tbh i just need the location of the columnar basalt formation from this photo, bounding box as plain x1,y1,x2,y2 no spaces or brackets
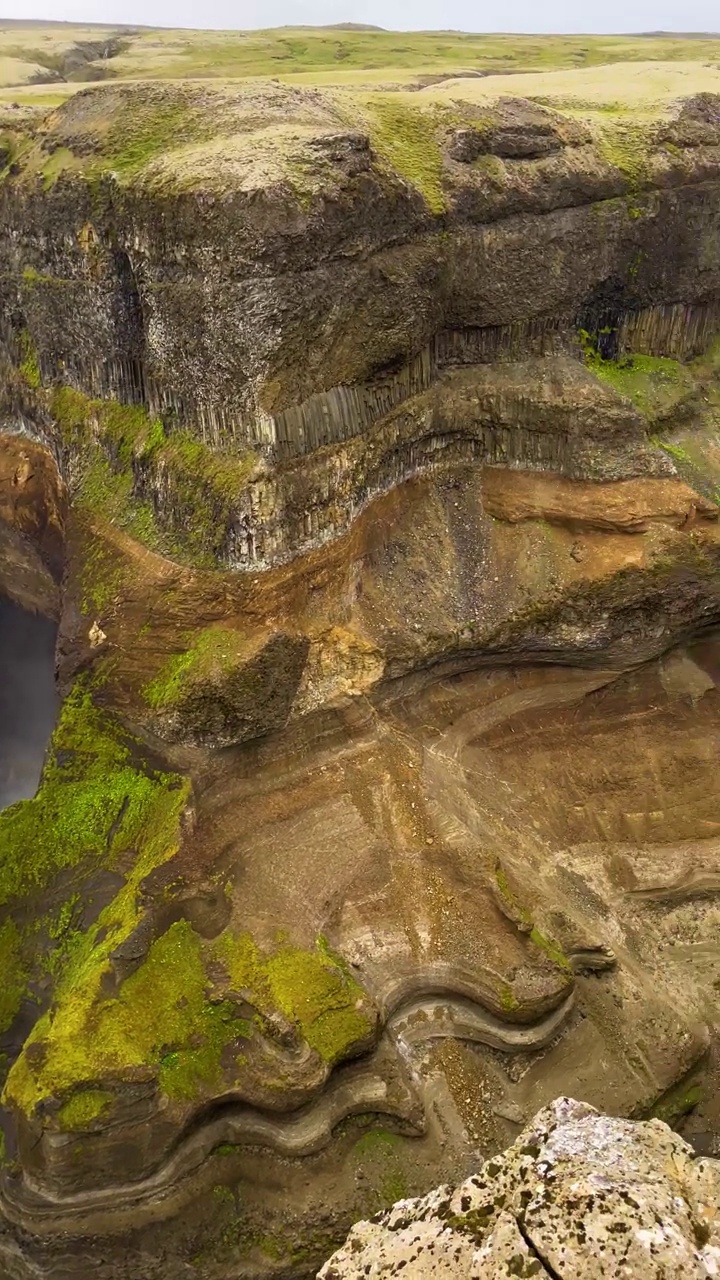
0,81,720,1279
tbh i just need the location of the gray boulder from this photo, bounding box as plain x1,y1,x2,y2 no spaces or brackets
318,1097,720,1278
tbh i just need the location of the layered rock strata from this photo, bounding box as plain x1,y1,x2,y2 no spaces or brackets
0,84,719,1279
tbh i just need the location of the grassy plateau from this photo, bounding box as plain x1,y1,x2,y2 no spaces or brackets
1,21,720,96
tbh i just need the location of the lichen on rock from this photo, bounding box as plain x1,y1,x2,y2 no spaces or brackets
319,1098,720,1278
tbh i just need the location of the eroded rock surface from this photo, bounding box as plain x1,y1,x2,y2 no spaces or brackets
1,79,720,1280
319,1098,720,1279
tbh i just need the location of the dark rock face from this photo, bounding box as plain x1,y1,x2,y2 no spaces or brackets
1,83,720,1280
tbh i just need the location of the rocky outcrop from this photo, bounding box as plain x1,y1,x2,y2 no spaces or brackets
0,431,64,615
3,86,720,569
319,1097,720,1278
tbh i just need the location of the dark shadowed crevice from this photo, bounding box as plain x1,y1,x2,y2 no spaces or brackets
0,597,59,810
113,248,148,404
515,1214,564,1280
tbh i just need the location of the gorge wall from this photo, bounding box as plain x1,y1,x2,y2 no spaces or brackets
0,80,719,1279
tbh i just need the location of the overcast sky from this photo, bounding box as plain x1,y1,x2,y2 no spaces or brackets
9,0,720,34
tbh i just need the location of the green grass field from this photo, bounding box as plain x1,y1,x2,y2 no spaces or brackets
1,22,720,92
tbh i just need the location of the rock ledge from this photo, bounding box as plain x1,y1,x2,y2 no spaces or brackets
318,1097,720,1278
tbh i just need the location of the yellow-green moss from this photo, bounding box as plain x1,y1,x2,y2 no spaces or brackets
529,926,572,973
494,865,532,927
499,984,520,1012
50,385,93,448
0,678,193,1118
0,679,184,908
57,1088,113,1131
143,626,246,710
585,350,694,421
18,329,40,390
495,866,571,974
25,95,215,186
76,453,167,548
649,1078,704,1129
595,120,654,213
5,914,253,1115
364,95,446,214
215,931,374,1066
0,920,27,1035
78,531,128,617
94,100,215,181
657,440,693,464
49,383,256,567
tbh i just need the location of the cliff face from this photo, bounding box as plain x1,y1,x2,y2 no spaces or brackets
0,81,720,1280
5,84,720,567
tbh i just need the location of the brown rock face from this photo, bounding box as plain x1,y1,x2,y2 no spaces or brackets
0,83,720,1280
0,433,64,615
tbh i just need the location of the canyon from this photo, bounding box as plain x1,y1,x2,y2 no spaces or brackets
0,61,720,1279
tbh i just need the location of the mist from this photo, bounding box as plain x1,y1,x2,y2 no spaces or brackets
9,0,720,34
0,598,58,811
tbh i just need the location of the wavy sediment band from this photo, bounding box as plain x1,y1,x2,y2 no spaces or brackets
388,990,575,1050
0,990,575,1237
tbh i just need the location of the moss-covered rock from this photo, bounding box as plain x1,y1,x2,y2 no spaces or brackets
47,384,259,568
0,677,191,1115
143,625,310,746
215,931,377,1068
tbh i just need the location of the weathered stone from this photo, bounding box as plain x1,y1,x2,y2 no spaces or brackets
319,1099,720,1279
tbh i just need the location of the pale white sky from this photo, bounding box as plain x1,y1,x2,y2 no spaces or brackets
7,0,720,34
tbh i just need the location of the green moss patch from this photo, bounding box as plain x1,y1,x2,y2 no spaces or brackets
57,1088,113,1131
78,529,129,617
0,679,184,908
584,349,696,422
99,100,212,179
648,1075,704,1129
0,920,27,1036
529,926,572,973
0,679,192,1118
494,863,571,975
18,329,40,390
595,119,654,212
144,626,247,710
363,95,447,213
494,864,532,928
5,917,373,1118
7,920,252,1118
18,90,218,187
49,384,257,567
215,931,375,1066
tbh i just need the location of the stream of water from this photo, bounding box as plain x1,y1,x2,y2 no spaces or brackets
0,596,59,810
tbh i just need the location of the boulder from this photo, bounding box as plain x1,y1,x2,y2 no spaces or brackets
319,1097,720,1279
